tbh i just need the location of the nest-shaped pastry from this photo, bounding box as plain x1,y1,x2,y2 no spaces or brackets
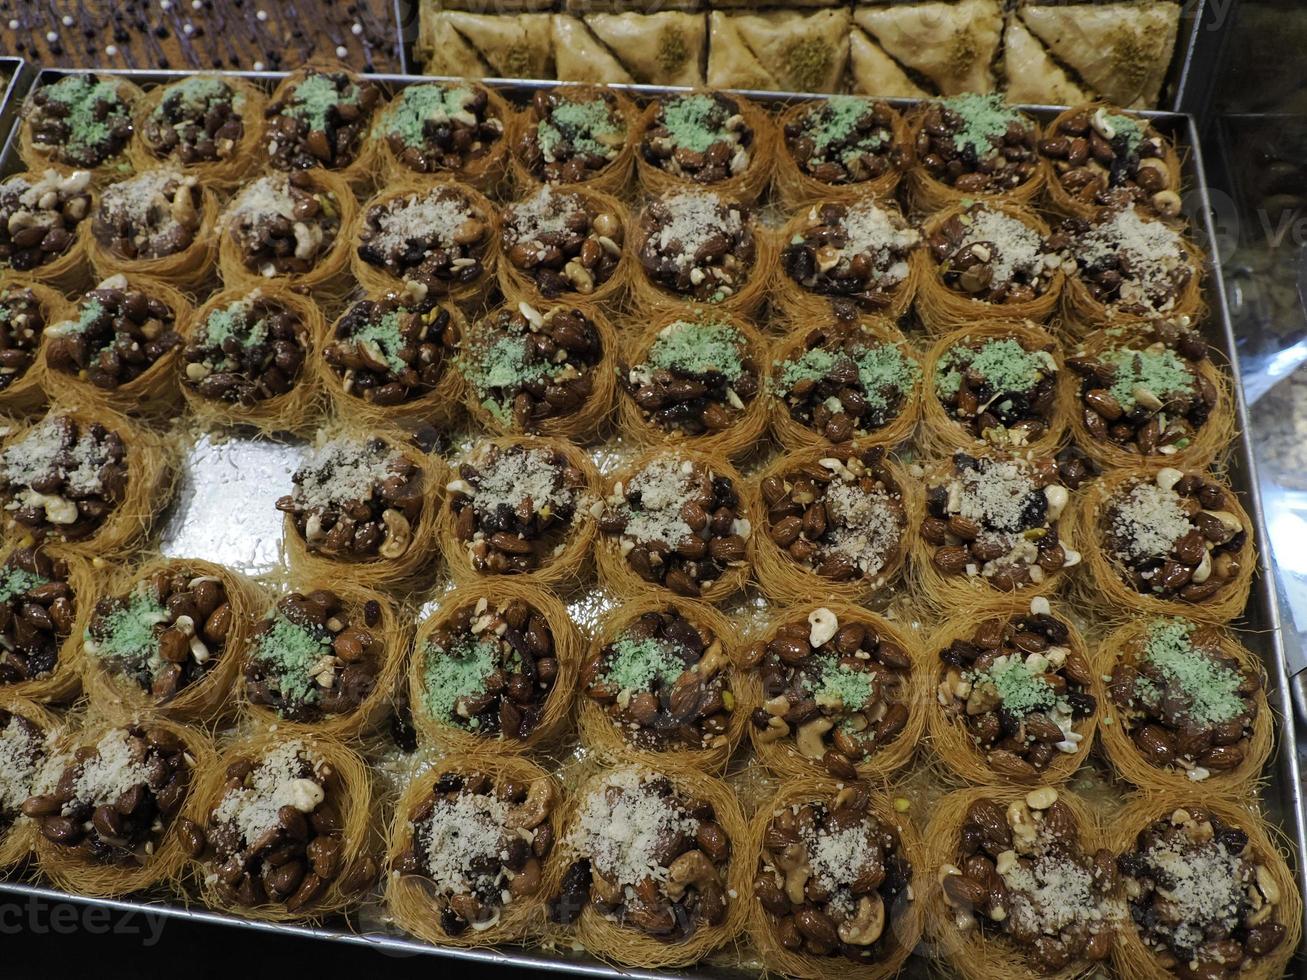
769,316,922,452
85,168,218,293
0,405,172,560
350,177,499,311
912,449,1076,609
408,579,580,754
0,169,96,294
439,434,599,592
595,445,753,604
920,320,1068,459
634,91,775,204
752,444,920,606
1095,616,1271,795
0,277,72,416
1107,795,1301,980
496,186,633,309
129,74,267,188
578,595,746,771
216,168,358,312
386,753,564,947
186,730,375,921
508,85,638,196
774,97,913,209
1072,465,1255,624
1064,319,1234,472
375,81,511,193
241,581,405,740
1040,103,1184,222
319,288,465,429
746,777,926,980
20,74,144,184
617,308,770,459
280,425,443,592
0,693,62,868
263,64,383,193
40,272,191,418
81,557,258,725
179,284,326,435
925,596,1101,787
914,202,1065,334
551,756,752,969
31,715,215,898
0,541,93,704
922,785,1116,980
740,600,928,783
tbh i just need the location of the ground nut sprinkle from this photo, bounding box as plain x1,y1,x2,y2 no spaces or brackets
501,187,623,298
928,204,1062,303
92,169,203,260
357,185,488,292
224,172,342,277
641,93,753,185
782,199,919,310
638,190,756,304
0,710,49,828
1066,207,1194,315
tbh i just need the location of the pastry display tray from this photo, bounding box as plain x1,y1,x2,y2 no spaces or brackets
0,68,1303,977
0,58,33,153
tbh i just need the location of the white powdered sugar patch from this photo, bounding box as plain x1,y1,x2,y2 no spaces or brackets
422,791,510,896
616,455,694,546
292,438,399,512
67,729,153,812
957,207,1048,284
823,482,902,574
100,168,189,227
0,414,110,495
656,191,743,270
227,174,297,222
370,190,472,254
463,445,578,516
1003,851,1117,935
808,817,875,894
836,200,919,282
568,767,698,886
1139,835,1244,951
0,716,45,817
956,460,1036,533
1077,208,1187,309
503,187,577,244
1111,482,1192,560
213,740,324,848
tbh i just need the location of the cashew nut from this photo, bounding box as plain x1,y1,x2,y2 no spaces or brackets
783,858,811,904
757,715,790,744
795,717,834,759
504,778,556,831
379,509,412,559
838,894,885,945
664,849,719,901
807,607,838,648
1025,786,1058,810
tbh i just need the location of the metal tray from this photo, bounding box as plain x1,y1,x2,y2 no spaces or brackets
0,67,1302,977
0,58,34,157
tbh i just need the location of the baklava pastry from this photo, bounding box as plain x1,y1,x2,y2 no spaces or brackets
706,10,851,95
186,733,375,920
243,584,403,740
752,445,918,605
216,170,357,307
1060,205,1203,332
916,202,1066,332
352,180,498,308
916,450,1079,606
550,12,707,88
635,92,773,203
179,285,324,433
922,322,1067,457
1098,617,1270,794
510,85,637,194
0,408,168,558
926,787,1120,979
579,597,744,770
1074,466,1253,623
618,310,768,458
42,273,190,417
742,601,926,783
0,277,71,414
278,428,439,590
0,543,92,703
458,300,616,440
551,762,750,968
321,288,464,428
498,186,630,306
770,318,922,451
1066,318,1232,470
0,169,94,292
387,754,562,946
748,779,924,980
0,695,60,868
26,717,213,897
908,94,1043,213
1110,797,1300,980
375,81,509,191
82,558,257,724
409,580,580,754
1040,104,1182,221
597,447,752,602
778,198,921,322
439,436,599,589
632,189,774,317
776,97,911,209
928,596,1100,786
263,66,382,189
86,168,217,291
132,75,266,187
20,74,141,182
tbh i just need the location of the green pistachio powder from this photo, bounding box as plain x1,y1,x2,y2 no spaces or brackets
52,298,104,337
643,320,744,382
804,96,886,165
458,327,562,424
815,656,874,713
660,95,729,154
603,634,685,693
422,634,512,728
538,98,621,161
971,657,1061,717
252,615,333,709
288,73,359,134
349,312,408,374
382,84,472,147
1100,347,1194,412
200,299,266,353
935,337,1047,399
940,93,1025,157
86,589,168,680
1131,619,1245,727
0,567,48,604
154,76,240,124
43,76,129,162
776,342,919,416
